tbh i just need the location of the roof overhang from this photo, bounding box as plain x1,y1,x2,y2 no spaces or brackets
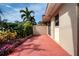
42,3,62,22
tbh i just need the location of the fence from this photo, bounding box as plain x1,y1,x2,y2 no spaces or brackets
33,25,48,35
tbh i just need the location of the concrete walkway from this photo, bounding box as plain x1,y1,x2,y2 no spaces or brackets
9,35,70,56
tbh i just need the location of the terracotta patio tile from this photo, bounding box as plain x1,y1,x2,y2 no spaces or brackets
9,35,70,56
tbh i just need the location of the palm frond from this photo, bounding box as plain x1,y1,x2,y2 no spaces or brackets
25,7,28,12
21,14,26,18
29,10,35,14
20,7,35,22
20,10,26,14
23,17,27,21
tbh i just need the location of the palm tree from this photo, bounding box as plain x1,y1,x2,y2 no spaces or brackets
20,7,34,22
30,16,37,25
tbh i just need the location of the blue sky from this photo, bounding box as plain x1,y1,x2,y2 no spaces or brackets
0,3,47,23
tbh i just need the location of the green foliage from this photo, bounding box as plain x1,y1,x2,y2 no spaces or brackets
0,31,17,43
29,16,37,25
0,21,18,32
6,30,17,40
15,22,24,38
16,21,33,38
0,8,34,43
7,22,18,32
0,31,7,42
20,7,35,22
0,21,33,42
23,21,33,36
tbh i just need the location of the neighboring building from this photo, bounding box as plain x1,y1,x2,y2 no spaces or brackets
42,3,79,56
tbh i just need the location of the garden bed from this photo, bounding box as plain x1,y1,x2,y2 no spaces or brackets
0,35,32,56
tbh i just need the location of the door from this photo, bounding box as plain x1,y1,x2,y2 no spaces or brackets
54,14,59,42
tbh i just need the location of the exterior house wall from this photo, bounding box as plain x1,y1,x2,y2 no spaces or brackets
50,3,78,55
55,27,59,43
51,17,60,44
59,3,77,55
50,18,55,39
77,4,79,55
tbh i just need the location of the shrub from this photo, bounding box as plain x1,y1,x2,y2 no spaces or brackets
0,44,13,56
0,31,17,43
0,21,33,43
6,30,17,40
0,31,7,42
23,21,33,36
15,22,24,38
16,21,33,38
0,35,4,42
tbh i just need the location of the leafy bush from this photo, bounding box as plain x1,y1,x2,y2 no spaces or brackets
15,22,24,38
0,31,17,43
0,31,7,42
0,21,33,43
23,21,33,36
0,44,13,56
16,21,33,38
6,30,17,40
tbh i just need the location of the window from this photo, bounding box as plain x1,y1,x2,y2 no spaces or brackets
55,14,59,26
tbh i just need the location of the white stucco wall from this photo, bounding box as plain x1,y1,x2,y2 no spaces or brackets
50,18,55,39
59,3,77,55
33,25,48,35
51,18,60,44
55,27,59,43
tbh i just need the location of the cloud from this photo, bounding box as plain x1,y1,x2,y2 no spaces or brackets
6,5,11,8
6,5,12,8
14,8,24,12
4,11,22,22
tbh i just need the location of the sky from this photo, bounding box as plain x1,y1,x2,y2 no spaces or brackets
0,3,47,23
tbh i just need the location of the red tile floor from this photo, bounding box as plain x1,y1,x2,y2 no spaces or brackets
9,35,70,56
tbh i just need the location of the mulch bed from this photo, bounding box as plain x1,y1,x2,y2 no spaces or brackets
0,35,32,56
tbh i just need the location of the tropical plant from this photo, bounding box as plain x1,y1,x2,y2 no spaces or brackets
7,22,18,32
15,22,24,38
6,30,17,40
29,16,37,25
15,21,33,38
0,30,17,43
23,21,33,36
20,7,34,22
0,31,7,42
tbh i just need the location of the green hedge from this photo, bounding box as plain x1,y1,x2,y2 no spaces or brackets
0,21,33,43
23,21,33,36
16,21,33,38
